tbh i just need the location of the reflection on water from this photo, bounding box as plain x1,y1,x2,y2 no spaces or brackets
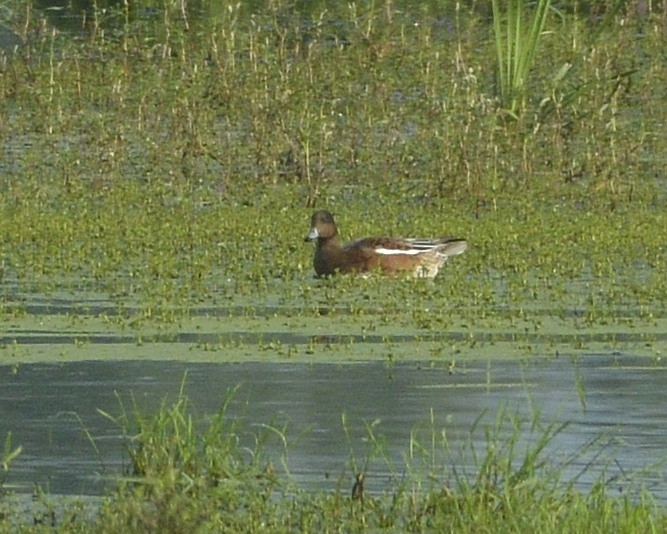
1,356,666,500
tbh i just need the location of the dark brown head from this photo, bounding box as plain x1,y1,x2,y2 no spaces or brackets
304,210,339,242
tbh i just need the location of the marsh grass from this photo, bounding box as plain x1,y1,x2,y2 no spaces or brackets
96,381,289,532
0,1,665,526
0,432,22,491
491,0,552,117
3,387,666,531
0,0,664,370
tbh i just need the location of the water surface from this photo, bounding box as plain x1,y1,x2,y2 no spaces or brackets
1,356,665,501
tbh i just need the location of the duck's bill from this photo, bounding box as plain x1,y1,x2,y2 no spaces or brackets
304,228,319,241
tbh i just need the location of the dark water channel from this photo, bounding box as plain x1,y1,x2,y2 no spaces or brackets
1,356,666,501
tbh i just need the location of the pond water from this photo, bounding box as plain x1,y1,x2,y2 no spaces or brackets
0,0,662,523
1,355,666,501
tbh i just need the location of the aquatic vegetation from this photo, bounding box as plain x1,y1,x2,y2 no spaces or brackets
3,388,667,531
95,383,287,533
491,0,552,116
0,432,22,491
0,0,665,362
0,3,665,528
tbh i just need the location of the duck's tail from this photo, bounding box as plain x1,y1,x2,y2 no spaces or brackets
433,238,467,258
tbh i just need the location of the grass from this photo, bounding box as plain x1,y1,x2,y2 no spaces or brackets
0,1,665,525
0,433,22,492
0,3,662,309
2,386,666,531
491,0,552,116
93,382,288,533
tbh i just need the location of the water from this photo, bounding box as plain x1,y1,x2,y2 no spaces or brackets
1,356,666,501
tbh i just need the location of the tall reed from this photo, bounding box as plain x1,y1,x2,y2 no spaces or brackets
492,0,552,116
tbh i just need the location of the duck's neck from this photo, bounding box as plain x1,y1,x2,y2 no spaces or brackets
318,234,341,249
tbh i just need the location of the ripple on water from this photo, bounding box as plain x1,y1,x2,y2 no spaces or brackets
0,356,666,502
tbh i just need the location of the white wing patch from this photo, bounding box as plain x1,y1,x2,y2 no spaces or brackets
374,247,423,255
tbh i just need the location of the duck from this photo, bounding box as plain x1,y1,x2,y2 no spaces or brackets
304,210,467,278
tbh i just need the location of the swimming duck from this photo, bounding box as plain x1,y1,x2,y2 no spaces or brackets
304,210,467,278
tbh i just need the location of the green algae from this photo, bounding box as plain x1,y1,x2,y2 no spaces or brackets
0,2,666,364
1,303,666,365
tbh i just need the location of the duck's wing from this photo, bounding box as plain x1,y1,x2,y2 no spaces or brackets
339,236,467,277
346,237,422,256
368,237,467,256
405,237,468,257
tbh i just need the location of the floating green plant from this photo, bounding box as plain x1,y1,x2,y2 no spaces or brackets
0,1,664,362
